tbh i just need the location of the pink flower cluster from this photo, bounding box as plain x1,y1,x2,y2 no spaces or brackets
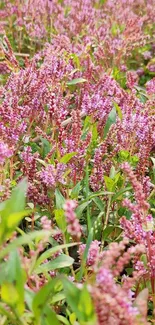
78,240,101,267
63,200,82,240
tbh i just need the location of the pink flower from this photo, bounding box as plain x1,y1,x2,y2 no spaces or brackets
63,200,81,240
0,141,12,165
78,240,101,267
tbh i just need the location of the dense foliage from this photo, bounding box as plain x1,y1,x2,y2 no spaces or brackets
0,0,155,324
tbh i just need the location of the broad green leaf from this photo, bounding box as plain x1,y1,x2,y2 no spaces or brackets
1,282,19,305
104,176,115,191
60,152,77,164
68,54,80,70
40,137,51,158
0,263,8,285
61,278,82,320
93,212,103,240
36,158,47,167
0,179,28,242
86,191,113,201
83,116,91,131
57,315,70,325
25,289,35,311
35,242,78,268
76,201,91,218
130,155,139,166
102,226,115,241
67,78,87,86
0,230,51,260
77,285,94,319
32,279,59,320
104,107,117,138
41,306,61,325
55,189,65,209
113,102,123,120
7,209,31,228
0,178,27,218
114,172,120,183
111,23,119,37
3,250,25,314
71,181,81,199
92,123,98,143
62,279,95,322
112,186,132,202
70,313,77,325
109,166,116,179
51,292,66,304
35,254,74,274
118,150,129,161
55,209,66,232
92,197,104,211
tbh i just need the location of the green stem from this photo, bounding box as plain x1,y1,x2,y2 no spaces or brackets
104,195,112,229
85,165,91,233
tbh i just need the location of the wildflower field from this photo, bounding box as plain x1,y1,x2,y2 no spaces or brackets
0,0,155,324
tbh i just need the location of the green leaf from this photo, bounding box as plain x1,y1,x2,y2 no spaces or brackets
6,250,25,314
0,179,28,241
51,292,66,304
78,228,93,281
40,137,51,158
60,152,77,164
25,289,35,311
57,315,70,325
42,306,61,325
0,178,27,218
68,54,80,70
76,201,91,218
85,165,91,231
104,176,115,191
32,278,60,323
102,226,115,241
0,230,51,260
36,158,47,167
104,107,117,138
92,197,104,211
35,254,74,274
77,285,94,319
7,209,31,228
112,186,132,202
62,278,82,320
118,150,129,161
1,282,19,306
86,191,113,200
67,78,87,86
0,303,16,322
35,243,78,268
82,228,93,265
113,102,123,120
109,166,116,179
0,263,8,285
55,209,66,232
92,123,98,143
62,279,95,322
55,189,65,210
93,212,103,240
71,182,81,199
